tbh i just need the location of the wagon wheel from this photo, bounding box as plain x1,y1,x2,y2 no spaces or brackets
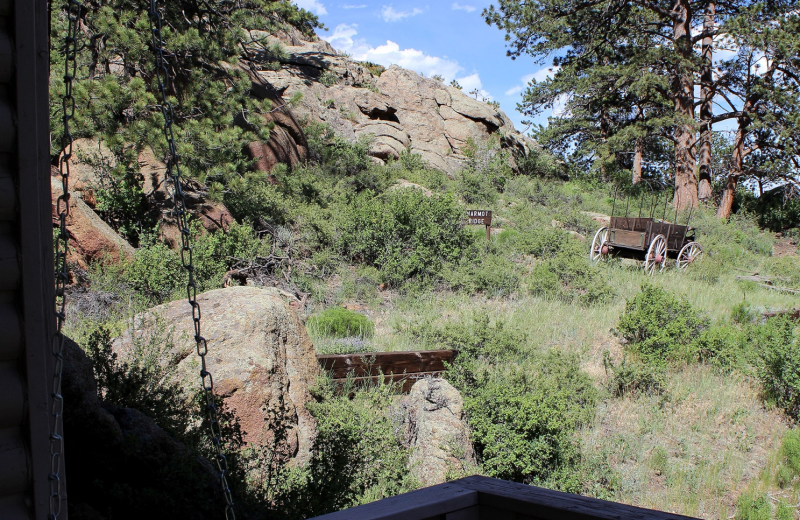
644,234,667,275
676,241,703,270
590,226,610,263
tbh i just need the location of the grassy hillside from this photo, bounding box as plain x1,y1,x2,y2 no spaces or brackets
64,129,800,519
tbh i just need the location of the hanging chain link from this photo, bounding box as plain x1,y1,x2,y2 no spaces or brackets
147,2,236,518
50,1,82,518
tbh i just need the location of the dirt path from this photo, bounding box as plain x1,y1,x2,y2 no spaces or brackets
773,235,798,258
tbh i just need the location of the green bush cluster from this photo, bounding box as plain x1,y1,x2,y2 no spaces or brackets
307,307,375,338
442,253,521,296
339,189,474,287
276,378,417,518
754,316,800,420
782,429,800,479
121,221,266,303
617,284,708,364
529,241,613,305
456,137,512,204
738,187,800,232
603,353,665,397
406,315,600,491
464,352,597,488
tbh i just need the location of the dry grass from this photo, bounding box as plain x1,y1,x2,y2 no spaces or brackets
320,254,799,518
583,365,788,519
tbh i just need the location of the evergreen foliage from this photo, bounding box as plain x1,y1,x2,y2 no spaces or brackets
50,0,321,223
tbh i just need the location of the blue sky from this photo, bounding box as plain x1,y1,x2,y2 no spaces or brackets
292,1,558,132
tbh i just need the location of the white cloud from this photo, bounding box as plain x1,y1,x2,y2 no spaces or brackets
294,0,327,15
451,2,477,12
454,73,493,100
551,93,570,117
341,4,367,7
381,5,424,22
324,23,463,80
504,66,560,97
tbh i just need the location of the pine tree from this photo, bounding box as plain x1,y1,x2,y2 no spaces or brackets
709,7,800,218
483,0,794,210
49,0,321,238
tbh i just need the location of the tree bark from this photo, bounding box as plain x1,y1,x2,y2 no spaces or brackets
672,0,699,210
716,125,744,218
632,138,644,184
697,1,715,201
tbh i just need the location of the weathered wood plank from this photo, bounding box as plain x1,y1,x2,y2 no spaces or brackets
757,283,800,295
330,371,444,393
456,476,698,520
309,482,479,520
317,350,454,378
762,309,800,321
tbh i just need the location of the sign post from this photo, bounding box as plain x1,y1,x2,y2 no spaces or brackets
466,210,493,241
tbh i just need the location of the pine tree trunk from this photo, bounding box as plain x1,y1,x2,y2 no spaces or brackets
697,1,715,201
716,124,744,219
632,138,643,185
672,0,699,210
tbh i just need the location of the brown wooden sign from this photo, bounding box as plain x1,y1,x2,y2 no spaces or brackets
466,209,492,226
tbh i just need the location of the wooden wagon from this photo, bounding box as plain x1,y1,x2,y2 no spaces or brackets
589,187,703,274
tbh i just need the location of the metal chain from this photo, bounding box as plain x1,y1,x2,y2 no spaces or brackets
50,1,82,518
147,3,236,518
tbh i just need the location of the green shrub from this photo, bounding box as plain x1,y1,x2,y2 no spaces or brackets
693,325,746,370
358,61,386,77
307,307,375,338
512,226,572,259
410,316,597,490
603,353,665,396
123,221,265,303
764,256,800,289
516,147,566,179
407,314,526,378
442,253,521,296
775,501,794,520
732,301,757,324
339,189,473,286
617,284,707,364
529,242,613,305
284,378,417,517
463,351,597,488
738,186,800,232
735,492,772,520
84,325,186,435
456,137,511,204
755,316,800,419
319,70,338,86
782,429,800,477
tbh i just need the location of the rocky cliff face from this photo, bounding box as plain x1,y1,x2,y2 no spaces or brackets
247,30,538,174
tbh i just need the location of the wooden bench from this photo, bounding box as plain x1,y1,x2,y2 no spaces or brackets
316,349,455,393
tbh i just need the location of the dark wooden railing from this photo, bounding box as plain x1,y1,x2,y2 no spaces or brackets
309,475,699,520
316,349,454,393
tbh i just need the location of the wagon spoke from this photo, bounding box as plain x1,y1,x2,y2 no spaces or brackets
677,242,703,271
590,226,609,263
645,234,666,275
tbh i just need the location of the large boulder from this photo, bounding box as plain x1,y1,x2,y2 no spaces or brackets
62,337,221,520
51,172,134,268
112,286,320,465
402,378,476,486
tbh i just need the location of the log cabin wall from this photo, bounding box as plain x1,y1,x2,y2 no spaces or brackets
0,0,61,519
